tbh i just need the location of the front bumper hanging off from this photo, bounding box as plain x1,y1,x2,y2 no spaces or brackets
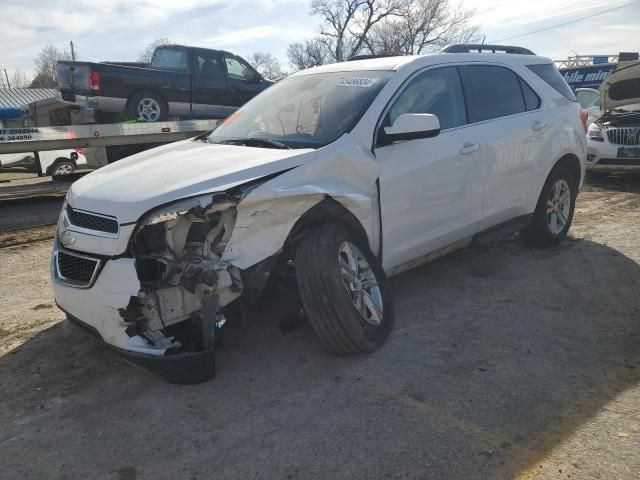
65,312,217,384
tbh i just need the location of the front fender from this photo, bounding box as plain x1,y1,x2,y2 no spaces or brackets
221,139,380,270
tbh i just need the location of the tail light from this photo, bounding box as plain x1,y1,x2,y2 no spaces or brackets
74,148,84,155
89,68,100,92
580,108,588,133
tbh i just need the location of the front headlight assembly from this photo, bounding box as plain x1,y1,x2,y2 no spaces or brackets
587,123,604,142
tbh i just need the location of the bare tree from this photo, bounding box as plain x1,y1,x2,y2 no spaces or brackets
137,37,171,63
10,69,31,88
248,51,286,81
364,0,480,55
287,38,330,71
310,0,408,61
29,72,56,88
34,44,72,85
286,0,481,69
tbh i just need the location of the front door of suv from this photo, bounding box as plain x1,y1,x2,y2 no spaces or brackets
457,64,543,225
375,66,485,271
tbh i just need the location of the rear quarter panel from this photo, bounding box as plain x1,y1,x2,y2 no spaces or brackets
516,65,586,211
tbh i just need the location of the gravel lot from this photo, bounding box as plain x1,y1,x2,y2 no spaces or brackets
1,175,639,480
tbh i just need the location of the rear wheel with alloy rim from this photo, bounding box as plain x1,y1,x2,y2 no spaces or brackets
522,165,577,246
127,91,167,122
296,223,394,354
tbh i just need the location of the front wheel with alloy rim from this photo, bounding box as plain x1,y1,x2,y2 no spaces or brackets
127,91,167,122
522,165,577,246
296,223,394,355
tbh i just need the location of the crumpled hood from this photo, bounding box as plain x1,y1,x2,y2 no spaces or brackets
67,139,315,223
599,61,640,110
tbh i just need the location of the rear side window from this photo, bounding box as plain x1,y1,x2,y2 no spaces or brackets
520,78,541,110
385,66,467,130
526,63,576,101
459,65,525,122
151,48,188,72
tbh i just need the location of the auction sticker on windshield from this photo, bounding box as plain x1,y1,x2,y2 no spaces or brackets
337,77,378,88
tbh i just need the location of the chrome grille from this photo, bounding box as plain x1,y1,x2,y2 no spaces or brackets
66,205,119,235
606,127,640,145
54,248,101,288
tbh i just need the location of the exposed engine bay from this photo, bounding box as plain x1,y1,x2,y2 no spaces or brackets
597,108,640,127
120,194,244,357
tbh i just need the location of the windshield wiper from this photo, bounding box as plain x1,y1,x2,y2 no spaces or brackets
214,137,291,149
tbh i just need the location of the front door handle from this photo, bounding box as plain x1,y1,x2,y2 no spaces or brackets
532,120,548,131
460,142,480,155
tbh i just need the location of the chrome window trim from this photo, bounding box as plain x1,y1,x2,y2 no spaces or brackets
373,60,545,150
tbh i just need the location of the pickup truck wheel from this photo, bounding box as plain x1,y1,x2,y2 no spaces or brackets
296,223,394,355
522,165,577,246
51,160,75,176
127,91,167,122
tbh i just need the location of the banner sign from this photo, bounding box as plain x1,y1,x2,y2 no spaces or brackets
559,64,617,89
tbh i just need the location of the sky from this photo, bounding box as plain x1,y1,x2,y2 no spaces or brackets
1,0,639,78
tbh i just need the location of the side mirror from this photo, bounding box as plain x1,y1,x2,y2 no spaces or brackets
245,70,261,83
379,113,441,145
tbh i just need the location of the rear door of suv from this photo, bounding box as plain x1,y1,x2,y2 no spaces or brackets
457,63,544,225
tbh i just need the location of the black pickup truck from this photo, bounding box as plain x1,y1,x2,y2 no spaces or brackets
57,45,272,122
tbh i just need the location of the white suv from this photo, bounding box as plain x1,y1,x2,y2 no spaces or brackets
52,45,586,383
586,61,640,173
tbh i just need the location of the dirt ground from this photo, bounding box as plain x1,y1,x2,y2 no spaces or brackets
0,175,639,479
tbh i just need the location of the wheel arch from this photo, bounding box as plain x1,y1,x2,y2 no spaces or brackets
552,153,582,186
284,196,370,253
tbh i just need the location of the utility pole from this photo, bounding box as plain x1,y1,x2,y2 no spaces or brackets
70,41,76,61
4,68,10,88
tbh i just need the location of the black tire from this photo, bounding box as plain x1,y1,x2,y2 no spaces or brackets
522,165,577,247
126,90,167,122
296,222,394,355
49,160,75,177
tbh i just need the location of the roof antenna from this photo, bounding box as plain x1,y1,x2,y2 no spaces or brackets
481,35,486,45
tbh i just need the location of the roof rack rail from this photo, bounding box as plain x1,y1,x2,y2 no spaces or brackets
346,54,397,61
442,44,535,55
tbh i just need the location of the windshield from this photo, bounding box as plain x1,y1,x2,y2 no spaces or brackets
208,70,393,149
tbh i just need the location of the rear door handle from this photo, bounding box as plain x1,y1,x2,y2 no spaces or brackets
460,142,480,155
532,121,548,131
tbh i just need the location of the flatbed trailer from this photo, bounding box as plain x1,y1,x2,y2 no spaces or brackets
0,119,220,176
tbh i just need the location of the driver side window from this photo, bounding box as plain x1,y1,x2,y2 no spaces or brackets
386,66,467,130
224,55,255,82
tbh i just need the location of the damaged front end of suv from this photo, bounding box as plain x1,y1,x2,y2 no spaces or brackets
120,193,243,383
53,67,394,383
